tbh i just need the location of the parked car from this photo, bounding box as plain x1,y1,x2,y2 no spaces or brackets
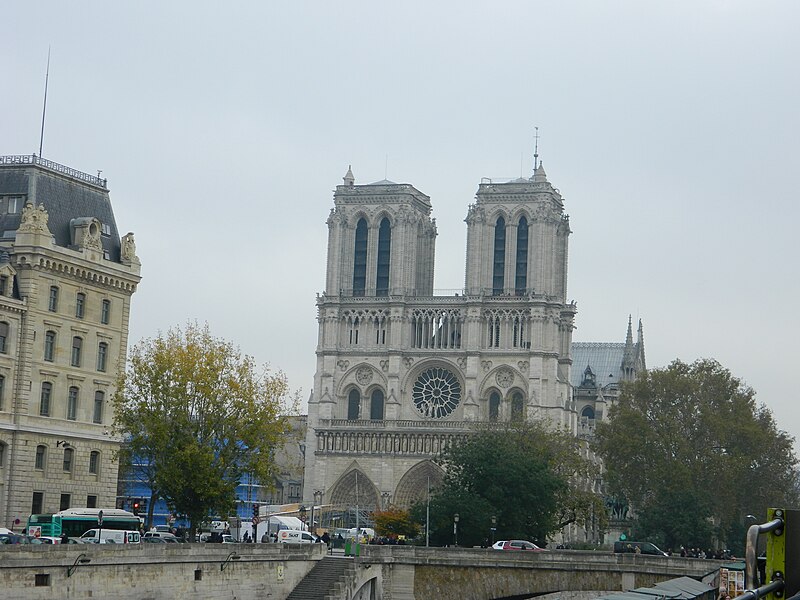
0,533,31,544
143,537,167,543
612,541,667,556
501,540,546,551
491,540,507,550
143,531,180,543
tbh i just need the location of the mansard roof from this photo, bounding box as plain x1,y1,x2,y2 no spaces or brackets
571,342,626,389
0,155,122,262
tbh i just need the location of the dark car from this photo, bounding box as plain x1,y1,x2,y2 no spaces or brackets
613,541,667,556
501,540,546,551
0,534,31,545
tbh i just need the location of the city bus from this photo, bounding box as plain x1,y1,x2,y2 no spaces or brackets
26,508,141,538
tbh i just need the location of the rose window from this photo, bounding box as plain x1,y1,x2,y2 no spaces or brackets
412,367,461,419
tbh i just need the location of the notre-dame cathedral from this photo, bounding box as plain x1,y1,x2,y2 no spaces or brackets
303,161,644,538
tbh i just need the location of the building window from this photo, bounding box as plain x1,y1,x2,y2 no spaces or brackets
35,445,46,470
97,342,108,372
492,216,506,295
63,448,74,472
89,451,100,475
515,216,529,295
376,218,391,297
44,330,56,362
347,389,360,420
75,293,85,319
31,491,44,514
510,392,524,422
101,299,110,324
87,495,98,508
0,321,8,353
48,286,59,312
93,391,104,424
71,337,82,367
0,275,7,296
101,222,111,236
0,374,4,411
352,218,368,296
0,441,6,467
489,391,501,422
67,386,79,421
581,405,596,420
370,389,385,420
40,382,52,417
59,493,71,511
7,196,23,214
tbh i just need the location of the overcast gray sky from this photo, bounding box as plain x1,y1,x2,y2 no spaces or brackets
4,1,799,443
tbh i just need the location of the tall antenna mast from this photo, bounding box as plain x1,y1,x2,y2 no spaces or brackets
39,46,51,158
533,126,540,171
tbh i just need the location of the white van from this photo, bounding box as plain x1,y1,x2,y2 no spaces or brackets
277,529,315,544
81,529,141,544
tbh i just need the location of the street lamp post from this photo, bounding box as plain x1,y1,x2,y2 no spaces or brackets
97,510,104,544
490,515,497,545
453,513,459,547
299,505,307,531
312,490,323,536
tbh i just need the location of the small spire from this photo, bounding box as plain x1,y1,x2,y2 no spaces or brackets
533,162,547,182
343,165,355,186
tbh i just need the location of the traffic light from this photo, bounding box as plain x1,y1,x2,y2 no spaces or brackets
132,500,140,516
253,505,258,520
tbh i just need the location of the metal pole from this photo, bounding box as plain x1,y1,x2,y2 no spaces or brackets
426,476,430,547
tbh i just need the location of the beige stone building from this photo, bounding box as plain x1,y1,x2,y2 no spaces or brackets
304,163,577,521
0,155,140,527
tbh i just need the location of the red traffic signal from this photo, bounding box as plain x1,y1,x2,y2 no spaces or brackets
132,500,140,515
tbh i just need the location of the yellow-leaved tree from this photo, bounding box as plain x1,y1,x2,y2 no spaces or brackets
113,323,295,535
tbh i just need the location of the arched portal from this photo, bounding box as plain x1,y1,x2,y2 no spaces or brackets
392,460,445,510
328,468,381,518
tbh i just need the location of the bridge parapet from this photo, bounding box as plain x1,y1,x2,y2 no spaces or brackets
356,546,721,600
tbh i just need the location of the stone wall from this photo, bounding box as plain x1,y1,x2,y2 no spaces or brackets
0,543,325,600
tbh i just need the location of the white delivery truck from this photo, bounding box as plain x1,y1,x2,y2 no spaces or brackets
81,529,141,544
277,529,315,544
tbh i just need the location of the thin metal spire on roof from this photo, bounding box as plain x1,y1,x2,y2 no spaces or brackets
38,46,51,158
533,126,540,171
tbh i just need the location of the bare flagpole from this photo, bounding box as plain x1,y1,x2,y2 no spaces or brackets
39,46,51,157
426,475,430,547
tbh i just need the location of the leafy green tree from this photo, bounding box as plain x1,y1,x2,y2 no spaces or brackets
113,323,293,536
594,358,798,553
411,421,605,547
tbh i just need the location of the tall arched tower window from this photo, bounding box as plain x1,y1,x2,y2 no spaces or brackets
370,389,385,420
353,218,368,296
376,218,391,297
511,392,524,421
492,217,506,295
515,216,528,295
347,389,361,420
489,391,501,422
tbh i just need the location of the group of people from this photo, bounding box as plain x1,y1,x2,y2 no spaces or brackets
676,547,733,559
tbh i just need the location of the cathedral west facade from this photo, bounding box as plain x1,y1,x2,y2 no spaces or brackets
304,162,580,516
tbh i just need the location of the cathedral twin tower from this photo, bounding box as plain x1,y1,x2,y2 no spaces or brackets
304,163,577,514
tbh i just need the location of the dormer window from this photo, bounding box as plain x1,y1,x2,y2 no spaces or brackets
6,196,22,214
101,223,111,236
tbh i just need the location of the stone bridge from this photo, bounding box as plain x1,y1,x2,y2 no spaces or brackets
0,543,721,600
343,546,720,600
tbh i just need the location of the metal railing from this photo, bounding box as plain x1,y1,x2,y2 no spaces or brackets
741,510,785,600
0,154,107,188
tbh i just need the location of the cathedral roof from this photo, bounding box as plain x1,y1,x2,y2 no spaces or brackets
570,342,626,389
0,156,122,261
368,179,398,185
